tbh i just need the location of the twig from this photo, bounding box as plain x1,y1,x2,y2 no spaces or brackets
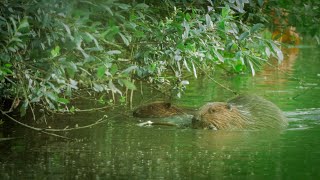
0,137,19,142
41,115,108,132
207,75,237,95
198,67,237,95
1,111,73,140
0,110,108,140
74,106,110,112
292,86,316,100
130,79,135,109
40,131,73,140
1,110,42,131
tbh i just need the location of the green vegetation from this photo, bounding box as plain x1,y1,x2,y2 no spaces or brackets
268,0,320,39
0,0,318,118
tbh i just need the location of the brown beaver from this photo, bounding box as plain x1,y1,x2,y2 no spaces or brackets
133,101,184,118
192,95,288,130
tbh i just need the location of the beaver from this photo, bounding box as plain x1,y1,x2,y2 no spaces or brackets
133,101,184,118
192,95,288,130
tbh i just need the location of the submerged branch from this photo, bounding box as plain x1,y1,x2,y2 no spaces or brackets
0,137,19,142
42,115,108,132
198,67,238,95
0,110,108,140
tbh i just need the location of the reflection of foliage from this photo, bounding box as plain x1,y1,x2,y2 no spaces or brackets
266,0,320,39
0,0,284,117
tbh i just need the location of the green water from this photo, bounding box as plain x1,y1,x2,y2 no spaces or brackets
1,44,320,179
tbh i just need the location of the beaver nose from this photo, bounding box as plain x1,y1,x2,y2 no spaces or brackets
192,115,200,123
133,110,138,116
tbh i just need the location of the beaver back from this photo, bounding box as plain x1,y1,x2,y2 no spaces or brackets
133,101,183,118
192,95,288,130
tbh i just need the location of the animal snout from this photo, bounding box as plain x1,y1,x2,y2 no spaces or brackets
192,115,201,123
133,110,138,116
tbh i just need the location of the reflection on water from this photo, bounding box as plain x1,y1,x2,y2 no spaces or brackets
1,44,320,179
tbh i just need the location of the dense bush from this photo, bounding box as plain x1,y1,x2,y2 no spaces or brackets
0,0,292,117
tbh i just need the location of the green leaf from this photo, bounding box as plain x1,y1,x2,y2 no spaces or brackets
218,21,225,32
1,67,13,74
4,64,12,68
58,98,70,104
103,26,120,40
239,31,249,41
62,23,73,40
11,37,22,42
116,3,131,10
185,13,191,21
18,17,29,30
103,6,113,16
149,63,156,72
247,60,255,76
213,49,224,62
250,23,264,34
119,32,130,46
183,59,191,72
110,64,118,75
65,62,77,78
262,29,272,39
258,0,264,6
8,47,16,52
135,3,149,9
108,80,122,95
270,43,284,61
69,79,78,89
107,50,121,55
98,95,106,105
265,47,271,57
9,17,17,32
120,79,136,90
51,46,60,57
234,64,243,72
182,20,190,40
191,61,197,78
30,97,41,103
46,92,58,101
206,14,214,29
85,32,100,48
180,80,189,86
122,65,137,74
20,101,28,117
97,66,106,79
93,83,104,92
70,106,75,113
221,6,230,18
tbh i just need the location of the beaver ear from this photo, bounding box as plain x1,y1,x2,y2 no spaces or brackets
226,104,232,111
165,102,171,108
208,107,215,114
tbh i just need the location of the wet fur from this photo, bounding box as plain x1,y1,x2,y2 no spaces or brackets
192,95,288,130
133,101,183,118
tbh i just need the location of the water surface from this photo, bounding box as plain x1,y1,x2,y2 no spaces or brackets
1,43,319,179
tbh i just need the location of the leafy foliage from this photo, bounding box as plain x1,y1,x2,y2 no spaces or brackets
0,0,291,116
263,0,320,44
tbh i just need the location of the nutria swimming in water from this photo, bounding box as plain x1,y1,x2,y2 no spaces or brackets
192,95,288,130
133,101,184,118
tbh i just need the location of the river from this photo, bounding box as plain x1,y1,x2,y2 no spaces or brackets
0,40,319,179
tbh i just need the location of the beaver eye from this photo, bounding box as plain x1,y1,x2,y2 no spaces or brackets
208,108,215,114
226,104,232,111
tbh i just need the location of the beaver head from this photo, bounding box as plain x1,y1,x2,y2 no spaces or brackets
133,101,182,118
192,102,246,130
